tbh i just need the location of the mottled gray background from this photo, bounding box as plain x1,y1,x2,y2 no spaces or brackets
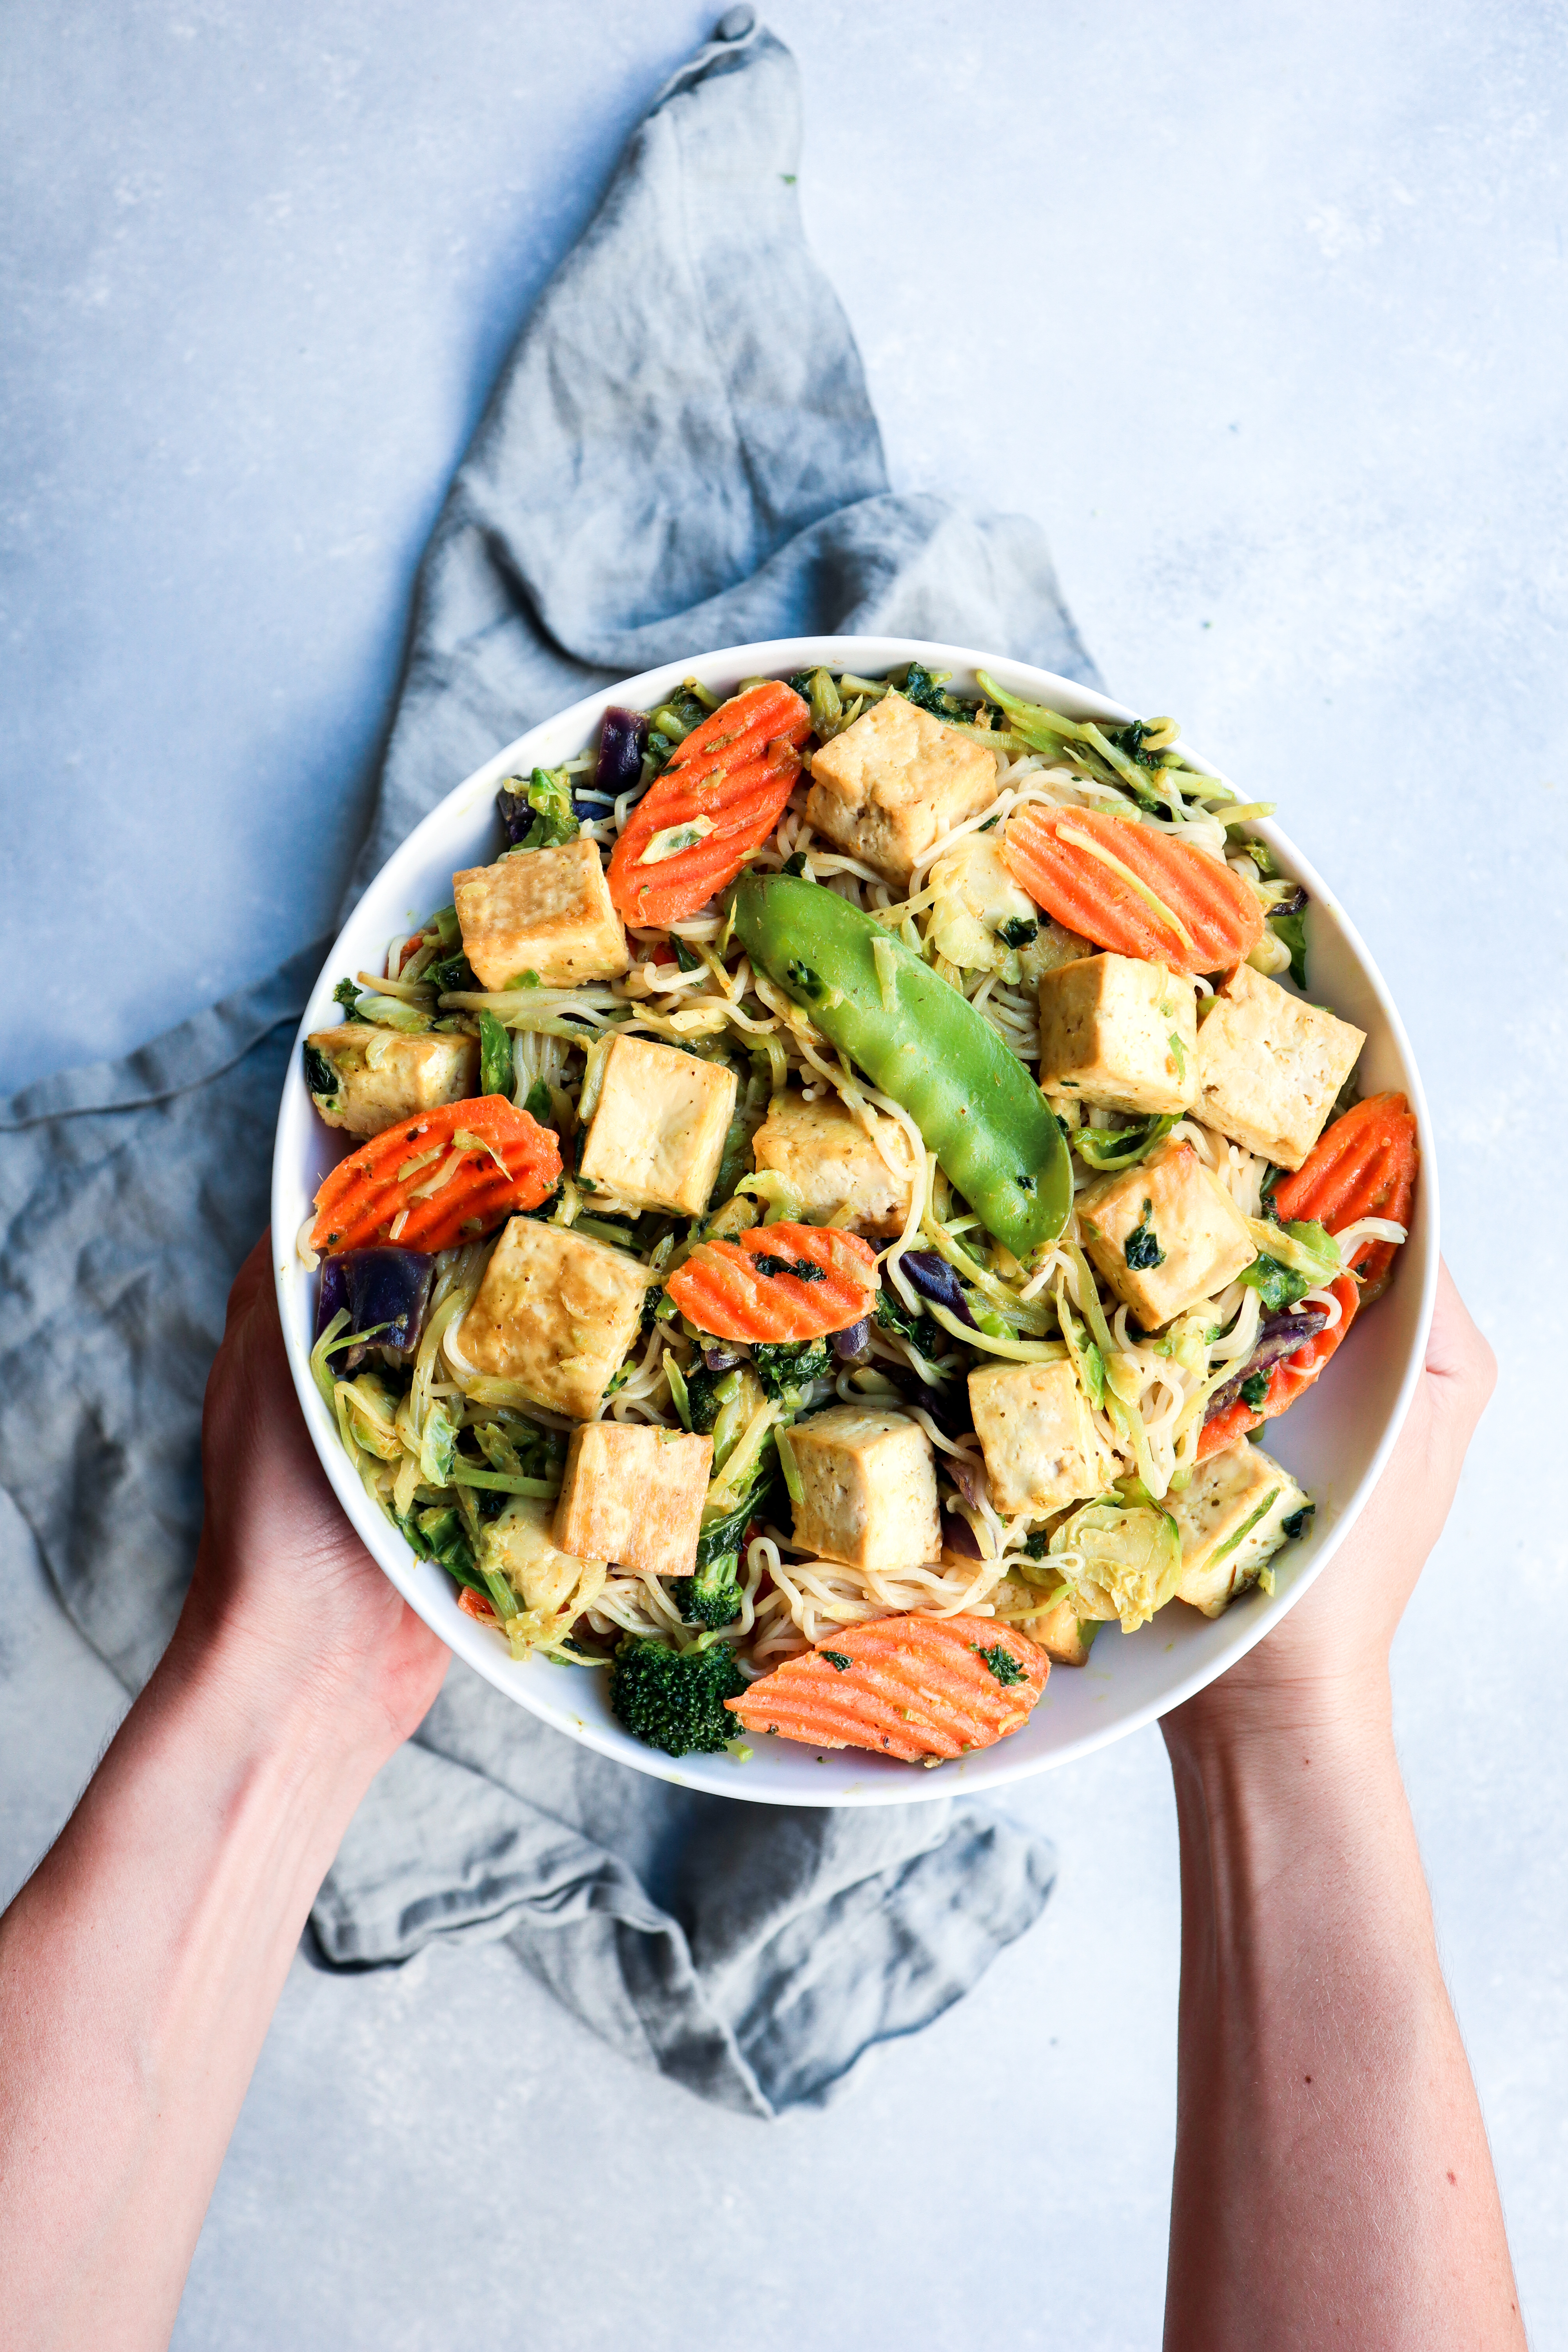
2,3,1564,2345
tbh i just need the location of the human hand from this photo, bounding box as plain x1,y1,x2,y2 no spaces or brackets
176,1231,449,1759
1163,1258,1495,1760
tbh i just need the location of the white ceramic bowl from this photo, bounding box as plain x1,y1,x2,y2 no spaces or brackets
273,637,1437,1804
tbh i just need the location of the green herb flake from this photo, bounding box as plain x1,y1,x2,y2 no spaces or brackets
1124,1207,1166,1271
972,1642,1028,1687
820,1650,853,1672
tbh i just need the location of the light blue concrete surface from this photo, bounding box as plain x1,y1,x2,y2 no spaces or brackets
3,4,1565,2345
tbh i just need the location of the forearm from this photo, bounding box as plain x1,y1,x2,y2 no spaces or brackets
0,1608,392,2352
1163,1696,1523,2351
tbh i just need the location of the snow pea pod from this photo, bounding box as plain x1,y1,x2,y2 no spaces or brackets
733,874,1071,1259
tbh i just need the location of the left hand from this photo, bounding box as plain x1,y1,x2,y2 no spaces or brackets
179,1231,450,1753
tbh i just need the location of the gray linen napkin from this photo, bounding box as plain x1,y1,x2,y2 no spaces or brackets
0,14,1092,2118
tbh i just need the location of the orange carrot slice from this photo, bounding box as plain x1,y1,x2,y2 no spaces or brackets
607,681,810,928
1003,804,1263,973
1272,1093,1418,1302
666,1221,877,1342
726,1611,1048,1762
1198,1271,1361,1458
310,1094,560,1256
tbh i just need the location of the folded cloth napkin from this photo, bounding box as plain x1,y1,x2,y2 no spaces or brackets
0,14,1094,2118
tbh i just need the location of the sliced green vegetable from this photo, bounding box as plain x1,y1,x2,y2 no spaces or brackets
733,875,1071,1259
477,1009,513,1100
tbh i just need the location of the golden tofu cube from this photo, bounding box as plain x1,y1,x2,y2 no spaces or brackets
552,1421,713,1579
579,1034,737,1215
477,1499,608,1630
305,1022,478,1138
1193,962,1364,1169
452,838,630,991
806,693,1000,885
1169,1439,1308,1617
992,1580,1097,1668
457,1216,647,1420
1038,954,1198,1118
1080,1137,1255,1330
750,1089,917,1237
785,1406,942,1572
967,1360,1107,1517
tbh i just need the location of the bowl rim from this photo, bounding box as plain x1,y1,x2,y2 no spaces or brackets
272,634,1439,1804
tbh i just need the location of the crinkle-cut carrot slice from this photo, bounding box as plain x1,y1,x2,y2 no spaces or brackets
726,1611,1048,1762
666,1221,877,1342
608,681,811,928
1003,804,1264,973
1272,1092,1418,1303
1198,1272,1361,1459
309,1094,560,1256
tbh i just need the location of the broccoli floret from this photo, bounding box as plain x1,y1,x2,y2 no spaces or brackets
669,1548,743,1631
610,1637,746,1757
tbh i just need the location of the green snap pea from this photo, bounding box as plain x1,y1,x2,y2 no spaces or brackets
732,874,1070,1259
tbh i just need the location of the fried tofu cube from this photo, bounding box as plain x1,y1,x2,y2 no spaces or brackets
1193,961,1365,1169
578,1034,737,1216
805,693,1000,886
457,1215,646,1419
967,1360,1107,1517
992,1581,1097,1668
750,1089,917,1238
1080,1137,1255,1330
552,1421,713,1579
1169,1439,1309,1617
305,1022,478,1138
477,1498,608,1629
1038,954,1198,1118
452,838,630,991
785,1406,942,1573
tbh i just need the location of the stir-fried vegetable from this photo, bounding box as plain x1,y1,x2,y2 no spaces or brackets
606,680,811,927
309,1096,560,1255
733,873,1071,1259
1004,804,1264,972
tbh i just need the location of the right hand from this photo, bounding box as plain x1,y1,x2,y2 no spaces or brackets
1163,1258,1494,1755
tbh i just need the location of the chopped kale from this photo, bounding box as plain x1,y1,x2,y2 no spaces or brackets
1240,1370,1272,1409
1024,1529,1051,1560
1124,1205,1167,1272
783,959,823,998
751,1337,831,1402
1282,1504,1316,1542
332,976,361,1014
303,1041,338,1099
998,915,1039,949
424,952,478,995
973,1642,1028,1686
821,1651,853,1671
752,1253,825,1283
873,1284,942,1362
